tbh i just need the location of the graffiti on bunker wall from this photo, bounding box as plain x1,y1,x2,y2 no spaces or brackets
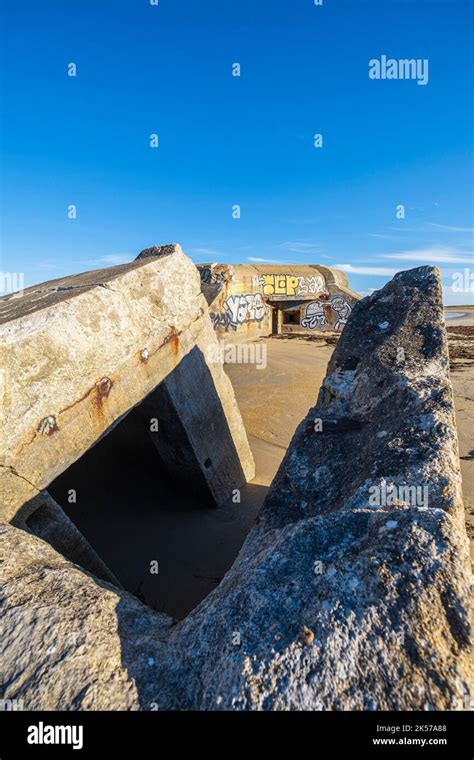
330,296,352,330
301,300,327,329
259,273,326,298
211,292,268,331
200,267,218,285
300,296,352,331
199,266,232,290
296,275,326,296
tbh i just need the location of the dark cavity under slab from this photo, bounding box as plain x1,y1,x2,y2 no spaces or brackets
48,398,266,620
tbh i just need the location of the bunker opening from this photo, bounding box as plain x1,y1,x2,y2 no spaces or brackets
32,347,264,620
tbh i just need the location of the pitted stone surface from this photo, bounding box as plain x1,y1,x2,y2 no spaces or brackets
135,244,179,260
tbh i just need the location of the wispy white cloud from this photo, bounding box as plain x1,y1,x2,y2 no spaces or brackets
335,264,398,276
247,256,288,264
368,233,408,241
37,260,61,271
274,241,320,254
426,222,474,233
89,254,131,266
382,246,472,264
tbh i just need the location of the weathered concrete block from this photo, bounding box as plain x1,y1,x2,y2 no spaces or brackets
0,244,254,523
183,265,470,710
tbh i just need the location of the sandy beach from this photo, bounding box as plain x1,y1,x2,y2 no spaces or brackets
445,307,474,567
445,305,474,326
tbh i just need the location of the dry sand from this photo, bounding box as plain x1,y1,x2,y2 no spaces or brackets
226,337,334,485
445,309,474,568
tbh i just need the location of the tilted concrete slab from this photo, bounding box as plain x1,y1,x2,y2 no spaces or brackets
0,266,471,710
0,243,255,533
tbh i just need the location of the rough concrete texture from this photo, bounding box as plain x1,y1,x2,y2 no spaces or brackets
0,266,471,710
0,244,254,522
135,244,179,261
0,521,173,711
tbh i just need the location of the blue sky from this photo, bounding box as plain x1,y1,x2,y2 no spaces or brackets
1,0,473,303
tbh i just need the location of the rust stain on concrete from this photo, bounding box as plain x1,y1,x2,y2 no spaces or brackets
91,377,114,427
160,327,180,363
170,331,180,362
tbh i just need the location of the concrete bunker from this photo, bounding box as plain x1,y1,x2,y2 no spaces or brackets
198,263,360,340
0,244,255,615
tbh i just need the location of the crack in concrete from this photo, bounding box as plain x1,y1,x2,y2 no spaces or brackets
0,464,41,494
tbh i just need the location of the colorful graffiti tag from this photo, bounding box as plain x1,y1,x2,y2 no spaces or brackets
210,293,268,331
300,296,352,331
259,273,326,298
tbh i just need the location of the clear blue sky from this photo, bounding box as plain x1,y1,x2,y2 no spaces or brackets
1,0,473,303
